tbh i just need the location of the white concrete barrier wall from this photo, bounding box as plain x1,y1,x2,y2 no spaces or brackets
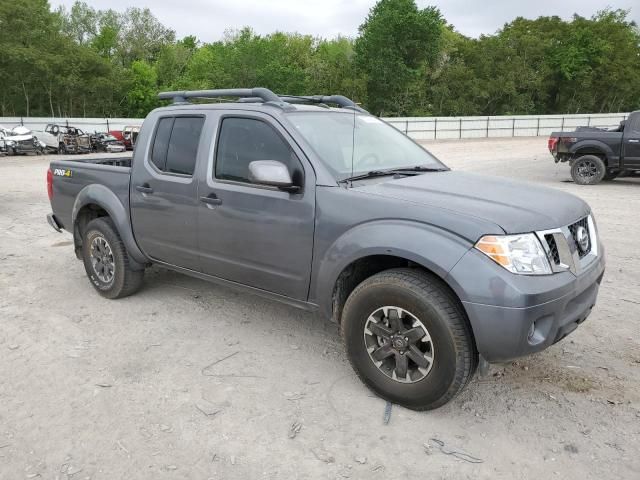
383,113,629,140
0,112,629,140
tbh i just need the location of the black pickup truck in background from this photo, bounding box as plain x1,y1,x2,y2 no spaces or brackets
548,110,640,184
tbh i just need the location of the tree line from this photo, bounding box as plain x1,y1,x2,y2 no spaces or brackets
1,0,638,119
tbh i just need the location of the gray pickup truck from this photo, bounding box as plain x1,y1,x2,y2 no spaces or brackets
47,88,605,410
549,110,640,184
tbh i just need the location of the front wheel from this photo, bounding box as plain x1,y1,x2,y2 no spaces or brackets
571,155,606,185
82,217,144,299
341,268,477,411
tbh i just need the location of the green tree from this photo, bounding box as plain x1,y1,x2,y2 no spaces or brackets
125,61,158,117
355,0,444,115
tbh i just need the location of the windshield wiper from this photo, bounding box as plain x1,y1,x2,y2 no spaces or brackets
339,170,398,183
339,165,447,183
387,165,448,173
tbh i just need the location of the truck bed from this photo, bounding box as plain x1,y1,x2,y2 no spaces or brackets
549,129,623,159
49,156,133,232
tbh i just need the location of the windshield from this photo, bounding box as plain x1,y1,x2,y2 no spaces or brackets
287,112,446,180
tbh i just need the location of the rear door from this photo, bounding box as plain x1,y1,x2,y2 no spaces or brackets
130,114,205,270
196,112,316,300
622,113,640,169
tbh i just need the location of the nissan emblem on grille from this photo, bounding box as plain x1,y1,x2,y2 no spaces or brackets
576,226,590,253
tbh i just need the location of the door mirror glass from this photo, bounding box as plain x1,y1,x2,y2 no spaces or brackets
248,160,295,188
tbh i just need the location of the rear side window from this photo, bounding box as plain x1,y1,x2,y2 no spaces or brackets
629,114,640,135
150,116,204,176
215,117,301,184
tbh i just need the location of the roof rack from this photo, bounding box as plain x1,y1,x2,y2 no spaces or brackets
158,88,286,106
158,88,367,112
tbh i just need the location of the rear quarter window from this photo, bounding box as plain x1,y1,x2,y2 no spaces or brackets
150,116,204,176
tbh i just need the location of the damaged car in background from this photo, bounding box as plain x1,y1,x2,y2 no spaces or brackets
0,126,45,155
109,125,140,150
36,124,92,154
90,132,126,153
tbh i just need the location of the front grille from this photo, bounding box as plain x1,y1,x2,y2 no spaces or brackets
544,234,561,265
568,217,591,257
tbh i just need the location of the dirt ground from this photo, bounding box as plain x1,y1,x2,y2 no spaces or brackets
1,137,638,479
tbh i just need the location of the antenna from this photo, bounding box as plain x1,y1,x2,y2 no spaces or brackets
350,102,357,182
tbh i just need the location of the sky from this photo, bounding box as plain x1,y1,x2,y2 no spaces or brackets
49,0,639,41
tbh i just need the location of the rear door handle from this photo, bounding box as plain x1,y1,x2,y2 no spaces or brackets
200,194,223,206
628,139,640,143
136,184,154,194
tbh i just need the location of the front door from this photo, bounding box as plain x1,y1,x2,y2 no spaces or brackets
130,115,205,270
622,113,640,169
196,113,315,300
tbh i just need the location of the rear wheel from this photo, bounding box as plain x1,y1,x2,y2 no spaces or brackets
341,268,477,411
571,155,606,185
82,217,144,299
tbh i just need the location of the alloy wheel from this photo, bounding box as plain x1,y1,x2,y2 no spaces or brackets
575,159,598,181
90,236,115,284
363,306,434,383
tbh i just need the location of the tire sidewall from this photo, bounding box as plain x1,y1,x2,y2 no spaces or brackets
82,220,126,297
571,155,606,185
342,280,460,409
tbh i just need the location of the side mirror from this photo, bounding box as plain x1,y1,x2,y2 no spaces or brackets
248,160,299,192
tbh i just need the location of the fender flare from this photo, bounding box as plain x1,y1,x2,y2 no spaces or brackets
569,140,618,168
311,220,475,319
72,184,147,266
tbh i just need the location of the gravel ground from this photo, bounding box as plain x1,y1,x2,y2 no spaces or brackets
1,137,639,479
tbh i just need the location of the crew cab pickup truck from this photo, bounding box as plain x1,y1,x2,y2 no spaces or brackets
549,110,640,184
47,88,605,410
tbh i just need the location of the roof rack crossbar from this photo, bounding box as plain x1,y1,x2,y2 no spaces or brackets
237,94,367,112
158,88,282,105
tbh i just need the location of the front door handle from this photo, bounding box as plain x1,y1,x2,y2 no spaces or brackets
136,184,153,194
200,194,223,206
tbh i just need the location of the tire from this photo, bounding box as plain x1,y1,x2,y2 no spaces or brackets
571,155,606,185
341,268,477,411
82,217,144,299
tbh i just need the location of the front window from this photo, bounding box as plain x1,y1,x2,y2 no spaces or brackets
215,117,303,185
287,112,446,180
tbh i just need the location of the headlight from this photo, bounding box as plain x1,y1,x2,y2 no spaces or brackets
475,233,552,275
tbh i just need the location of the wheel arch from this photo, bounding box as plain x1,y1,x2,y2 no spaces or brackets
312,220,474,324
570,141,615,167
72,184,147,268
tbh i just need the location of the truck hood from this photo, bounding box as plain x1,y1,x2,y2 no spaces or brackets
354,171,590,233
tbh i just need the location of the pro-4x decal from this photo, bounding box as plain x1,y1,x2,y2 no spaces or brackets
53,168,72,177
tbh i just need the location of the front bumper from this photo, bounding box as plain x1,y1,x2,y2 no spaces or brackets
448,244,605,363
